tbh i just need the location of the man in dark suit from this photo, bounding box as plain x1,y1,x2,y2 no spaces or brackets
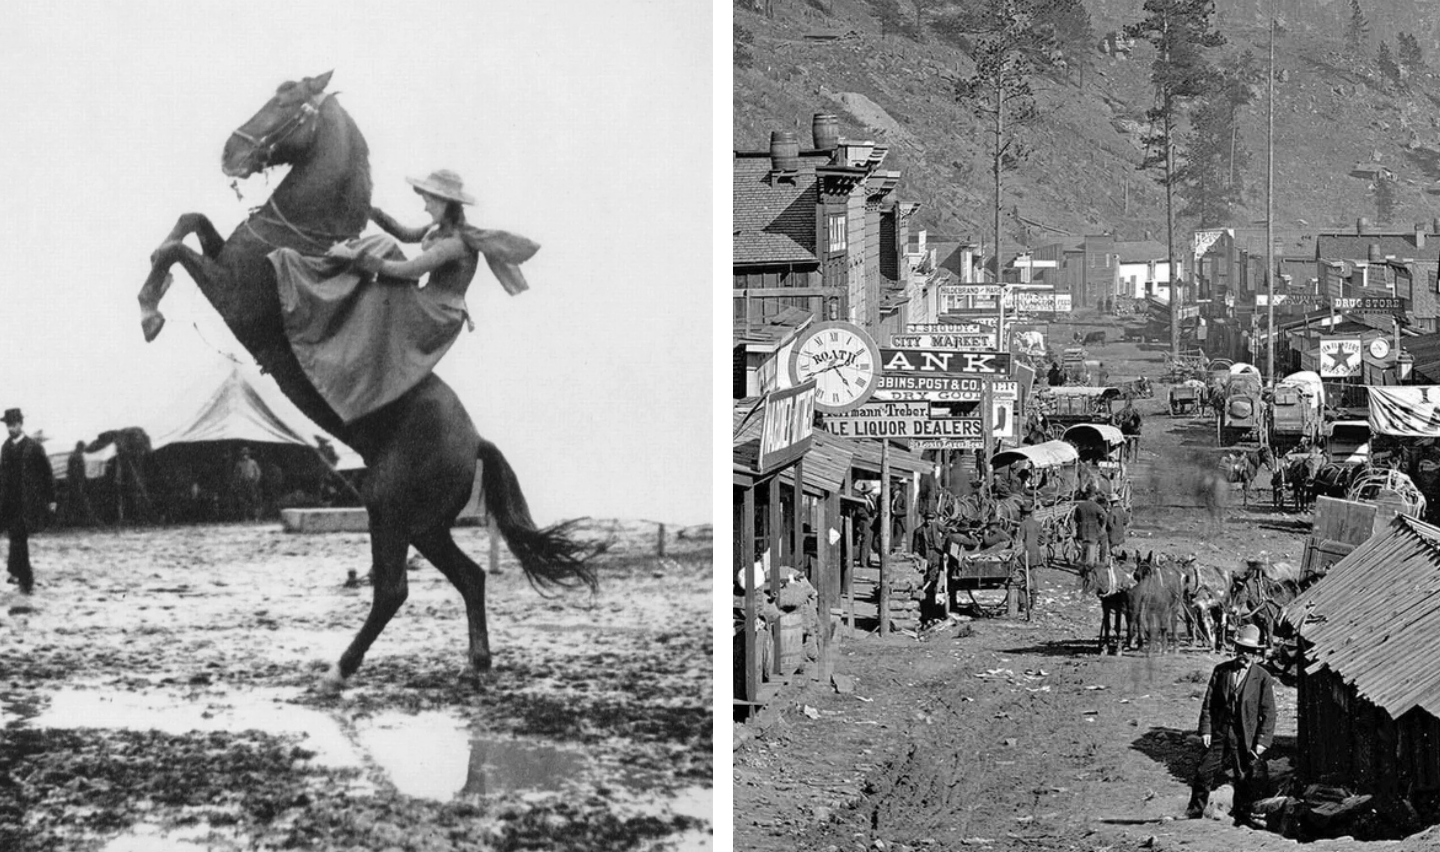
0,408,56,594
1187,623,1276,821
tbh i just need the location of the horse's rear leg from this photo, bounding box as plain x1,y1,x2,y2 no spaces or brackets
412,527,492,676
323,514,410,692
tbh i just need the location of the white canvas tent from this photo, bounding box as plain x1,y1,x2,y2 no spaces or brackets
146,361,363,469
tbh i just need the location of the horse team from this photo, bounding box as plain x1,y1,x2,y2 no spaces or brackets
1085,552,1307,658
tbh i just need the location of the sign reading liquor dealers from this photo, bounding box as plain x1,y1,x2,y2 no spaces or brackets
1318,337,1363,378
871,374,986,402
757,381,816,473
825,401,983,443
880,348,1011,375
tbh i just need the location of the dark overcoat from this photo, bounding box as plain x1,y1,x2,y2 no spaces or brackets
0,436,56,533
1198,657,1276,772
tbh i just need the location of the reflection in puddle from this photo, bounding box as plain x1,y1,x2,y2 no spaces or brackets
99,821,213,852
354,710,587,800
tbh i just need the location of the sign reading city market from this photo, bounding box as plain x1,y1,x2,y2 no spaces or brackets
889,332,997,350
880,348,1010,375
825,400,984,446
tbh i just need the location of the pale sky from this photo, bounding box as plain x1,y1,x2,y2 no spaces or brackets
0,0,713,525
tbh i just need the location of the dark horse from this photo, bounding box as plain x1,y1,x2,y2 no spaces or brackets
135,72,598,691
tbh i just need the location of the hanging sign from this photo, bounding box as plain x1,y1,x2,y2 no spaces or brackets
1318,337,1363,378
1369,386,1440,436
880,348,1011,375
757,381,816,473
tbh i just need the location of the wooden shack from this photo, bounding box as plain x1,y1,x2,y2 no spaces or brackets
1284,515,1440,822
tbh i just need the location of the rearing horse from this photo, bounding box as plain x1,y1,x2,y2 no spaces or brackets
135,72,598,691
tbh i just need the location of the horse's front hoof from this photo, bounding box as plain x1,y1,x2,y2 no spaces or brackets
316,662,347,696
141,310,167,343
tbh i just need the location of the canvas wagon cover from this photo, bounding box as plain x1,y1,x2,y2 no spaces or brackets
1063,423,1125,447
991,440,1078,470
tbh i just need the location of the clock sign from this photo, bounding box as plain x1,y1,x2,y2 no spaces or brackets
788,320,881,414
1369,337,1392,360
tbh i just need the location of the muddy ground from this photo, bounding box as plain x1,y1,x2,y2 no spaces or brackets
0,518,712,852
733,313,1440,852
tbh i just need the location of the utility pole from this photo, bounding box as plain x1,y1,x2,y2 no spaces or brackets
1266,3,1276,385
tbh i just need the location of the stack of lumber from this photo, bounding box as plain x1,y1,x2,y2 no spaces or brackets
847,553,926,633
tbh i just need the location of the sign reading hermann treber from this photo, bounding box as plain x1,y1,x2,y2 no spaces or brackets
826,401,983,441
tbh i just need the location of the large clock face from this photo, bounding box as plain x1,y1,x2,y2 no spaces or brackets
788,320,881,414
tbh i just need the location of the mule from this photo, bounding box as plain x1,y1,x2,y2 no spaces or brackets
1085,554,1133,655
1228,563,1302,646
1179,557,1233,651
1127,551,1183,654
1220,447,1273,508
134,72,598,691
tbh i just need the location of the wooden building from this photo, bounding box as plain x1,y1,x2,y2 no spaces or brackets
1284,515,1440,822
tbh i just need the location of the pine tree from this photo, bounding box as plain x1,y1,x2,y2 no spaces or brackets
1175,52,1262,228
1124,0,1225,358
1398,32,1425,75
1345,0,1371,55
1375,173,1397,225
1378,41,1402,89
953,0,1057,285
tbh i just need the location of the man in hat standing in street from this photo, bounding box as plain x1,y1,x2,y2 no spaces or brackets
0,409,56,594
1187,623,1276,822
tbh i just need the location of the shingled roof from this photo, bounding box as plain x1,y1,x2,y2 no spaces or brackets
733,152,829,266
1315,231,1434,262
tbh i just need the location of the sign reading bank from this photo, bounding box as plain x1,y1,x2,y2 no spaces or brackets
879,348,1010,376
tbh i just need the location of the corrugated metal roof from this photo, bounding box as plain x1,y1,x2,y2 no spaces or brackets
992,440,1079,470
1285,515,1440,717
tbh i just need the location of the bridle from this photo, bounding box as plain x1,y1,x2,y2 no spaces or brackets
229,90,333,173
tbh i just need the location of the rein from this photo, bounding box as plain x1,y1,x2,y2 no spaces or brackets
230,91,334,173
244,198,354,254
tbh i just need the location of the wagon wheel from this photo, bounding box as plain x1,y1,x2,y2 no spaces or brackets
1047,421,1066,440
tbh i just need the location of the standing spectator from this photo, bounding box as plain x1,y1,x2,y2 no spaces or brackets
1105,495,1130,563
1187,624,1276,822
65,441,96,526
0,409,56,594
233,447,263,521
889,483,908,553
912,511,946,606
1047,361,1065,387
1097,362,1110,388
853,483,877,568
1016,503,1043,568
1115,397,1143,462
1072,490,1107,573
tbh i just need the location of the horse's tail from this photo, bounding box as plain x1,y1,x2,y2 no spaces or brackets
478,439,601,595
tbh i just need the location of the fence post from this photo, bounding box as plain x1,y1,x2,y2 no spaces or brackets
657,522,666,557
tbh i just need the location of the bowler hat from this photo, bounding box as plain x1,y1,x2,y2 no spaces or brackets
2,408,22,425
1234,623,1265,650
405,169,475,205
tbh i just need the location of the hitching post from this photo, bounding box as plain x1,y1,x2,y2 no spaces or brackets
879,441,891,636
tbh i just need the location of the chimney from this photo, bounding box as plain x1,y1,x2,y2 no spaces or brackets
1418,222,1427,250
811,113,839,151
1368,243,1383,263
1357,217,1371,235
769,130,799,174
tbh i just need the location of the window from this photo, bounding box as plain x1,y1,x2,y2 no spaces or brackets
828,214,847,252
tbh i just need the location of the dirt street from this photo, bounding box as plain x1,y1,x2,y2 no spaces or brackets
733,314,1439,852
0,518,712,852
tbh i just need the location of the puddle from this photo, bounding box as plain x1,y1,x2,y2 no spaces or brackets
27,686,366,772
354,710,589,799
619,785,713,851
100,822,215,852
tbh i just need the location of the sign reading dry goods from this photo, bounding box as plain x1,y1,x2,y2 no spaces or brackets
880,348,1010,375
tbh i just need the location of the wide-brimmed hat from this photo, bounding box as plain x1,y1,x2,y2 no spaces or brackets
2,408,22,425
405,169,475,205
1234,624,1265,650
